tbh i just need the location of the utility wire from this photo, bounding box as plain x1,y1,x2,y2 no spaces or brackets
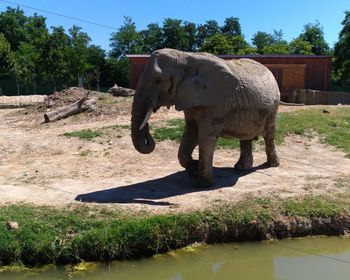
274,242,350,265
0,0,118,31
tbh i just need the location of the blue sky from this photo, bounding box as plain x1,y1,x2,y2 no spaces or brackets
0,0,348,52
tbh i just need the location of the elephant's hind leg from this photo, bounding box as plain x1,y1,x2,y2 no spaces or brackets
234,140,253,171
263,115,279,167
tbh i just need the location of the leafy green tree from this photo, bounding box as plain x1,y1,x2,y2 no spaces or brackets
288,38,313,55
100,57,129,87
43,26,70,90
182,21,197,51
0,7,28,51
200,33,252,54
162,18,186,49
140,23,163,53
197,20,220,47
298,22,330,55
110,16,142,57
273,29,286,43
262,42,289,54
252,31,275,54
334,11,350,84
86,45,106,89
15,42,40,94
200,33,235,54
221,17,242,36
0,33,13,73
67,25,91,85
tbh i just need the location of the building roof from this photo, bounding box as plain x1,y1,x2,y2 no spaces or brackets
126,54,332,59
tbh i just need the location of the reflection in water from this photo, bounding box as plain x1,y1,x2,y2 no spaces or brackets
2,236,350,280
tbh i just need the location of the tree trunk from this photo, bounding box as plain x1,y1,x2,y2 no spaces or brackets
15,76,20,96
43,96,96,123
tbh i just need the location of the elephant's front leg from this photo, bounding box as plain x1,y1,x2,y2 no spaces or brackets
178,118,199,180
197,135,217,187
196,119,224,188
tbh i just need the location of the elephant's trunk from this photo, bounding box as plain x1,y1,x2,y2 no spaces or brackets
131,93,156,154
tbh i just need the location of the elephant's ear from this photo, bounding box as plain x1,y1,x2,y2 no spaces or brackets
175,56,238,111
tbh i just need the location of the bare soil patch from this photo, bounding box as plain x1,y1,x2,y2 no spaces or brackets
1,97,349,214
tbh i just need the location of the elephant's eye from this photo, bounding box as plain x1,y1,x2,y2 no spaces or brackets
155,78,162,84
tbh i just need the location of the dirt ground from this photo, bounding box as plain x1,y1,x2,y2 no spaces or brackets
0,93,349,214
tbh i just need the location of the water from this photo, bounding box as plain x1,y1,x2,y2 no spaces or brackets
2,236,350,280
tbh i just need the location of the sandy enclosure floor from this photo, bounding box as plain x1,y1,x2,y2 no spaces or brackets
0,104,350,214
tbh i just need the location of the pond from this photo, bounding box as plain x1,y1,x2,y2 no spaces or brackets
2,236,350,280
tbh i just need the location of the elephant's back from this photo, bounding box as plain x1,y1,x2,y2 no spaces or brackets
221,59,279,140
226,58,280,110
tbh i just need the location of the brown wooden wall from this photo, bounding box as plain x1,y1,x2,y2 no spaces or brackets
127,54,332,92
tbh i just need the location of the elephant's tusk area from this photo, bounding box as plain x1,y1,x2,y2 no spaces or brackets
139,109,153,130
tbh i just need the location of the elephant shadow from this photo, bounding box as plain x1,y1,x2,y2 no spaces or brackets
75,164,269,206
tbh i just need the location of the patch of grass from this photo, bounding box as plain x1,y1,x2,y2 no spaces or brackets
276,108,350,157
152,119,184,142
63,129,102,140
79,150,91,157
153,119,239,149
153,108,350,156
104,124,130,130
283,196,344,218
1,194,350,267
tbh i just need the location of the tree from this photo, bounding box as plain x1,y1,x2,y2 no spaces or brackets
67,25,91,86
110,16,141,57
221,17,242,37
252,31,275,54
43,26,70,90
162,18,186,49
0,7,28,51
140,23,163,53
197,20,220,47
334,11,350,84
85,45,106,90
288,38,313,55
100,57,129,87
0,33,13,73
298,22,330,55
262,43,289,54
200,33,252,54
200,34,235,54
182,21,197,51
273,29,286,43
15,42,40,94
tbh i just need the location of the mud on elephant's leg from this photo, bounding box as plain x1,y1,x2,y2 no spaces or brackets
234,140,254,171
178,118,198,180
263,116,280,167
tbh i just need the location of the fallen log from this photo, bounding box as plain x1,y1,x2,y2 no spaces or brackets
109,84,135,97
0,95,47,109
43,96,96,123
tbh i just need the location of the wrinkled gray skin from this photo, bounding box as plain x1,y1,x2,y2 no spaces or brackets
131,48,280,187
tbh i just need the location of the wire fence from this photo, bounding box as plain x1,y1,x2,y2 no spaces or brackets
0,78,111,96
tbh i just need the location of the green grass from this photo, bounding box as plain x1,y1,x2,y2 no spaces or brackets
153,108,350,157
153,119,239,149
1,194,350,267
283,196,344,218
62,125,129,141
63,129,103,140
276,108,350,157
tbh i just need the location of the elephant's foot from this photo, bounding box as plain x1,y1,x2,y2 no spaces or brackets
196,176,213,188
185,160,213,188
186,160,198,178
234,157,253,171
267,155,280,167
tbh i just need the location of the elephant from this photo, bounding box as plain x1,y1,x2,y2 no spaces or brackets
131,48,280,187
